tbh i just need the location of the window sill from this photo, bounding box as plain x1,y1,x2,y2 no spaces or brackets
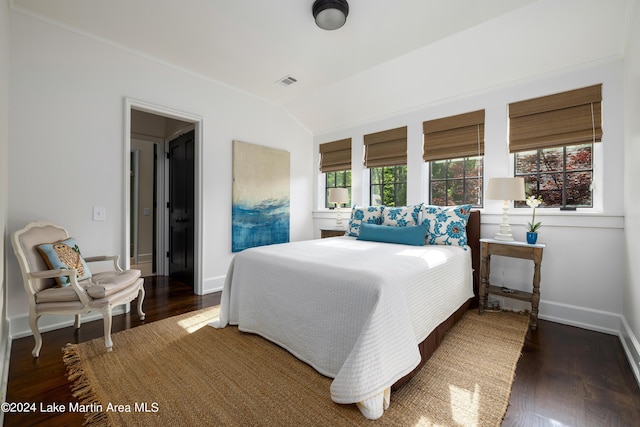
479,210,623,229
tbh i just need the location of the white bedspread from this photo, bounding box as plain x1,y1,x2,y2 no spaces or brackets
211,237,473,419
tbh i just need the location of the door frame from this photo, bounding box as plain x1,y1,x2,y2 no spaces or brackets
124,97,204,295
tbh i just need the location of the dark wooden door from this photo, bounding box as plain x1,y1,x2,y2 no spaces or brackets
168,130,195,286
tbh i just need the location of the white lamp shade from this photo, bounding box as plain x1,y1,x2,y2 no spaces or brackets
486,177,526,201
328,188,349,205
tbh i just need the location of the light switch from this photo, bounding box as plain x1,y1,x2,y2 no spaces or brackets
143,207,151,216
93,206,106,221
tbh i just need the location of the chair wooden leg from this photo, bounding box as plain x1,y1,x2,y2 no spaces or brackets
74,314,82,329
29,313,42,358
103,305,113,352
137,287,146,320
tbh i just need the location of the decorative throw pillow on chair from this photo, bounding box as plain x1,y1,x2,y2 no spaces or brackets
37,237,92,286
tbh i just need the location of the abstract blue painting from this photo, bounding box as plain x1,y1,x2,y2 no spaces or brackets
232,141,290,252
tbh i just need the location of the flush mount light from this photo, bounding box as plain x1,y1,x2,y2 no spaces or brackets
312,0,349,31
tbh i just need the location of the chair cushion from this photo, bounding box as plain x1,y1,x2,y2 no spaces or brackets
35,286,82,303
85,269,142,298
37,237,92,286
34,269,142,302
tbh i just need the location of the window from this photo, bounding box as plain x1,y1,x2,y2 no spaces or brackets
319,138,351,208
515,143,593,208
364,126,407,206
509,84,602,210
430,156,483,207
423,110,485,207
370,165,407,206
325,170,352,208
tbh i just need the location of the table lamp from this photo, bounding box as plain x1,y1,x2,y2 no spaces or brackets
328,188,349,228
486,177,526,241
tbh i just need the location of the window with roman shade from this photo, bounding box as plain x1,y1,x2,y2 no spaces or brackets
423,110,485,162
320,138,352,208
363,126,407,168
509,84,602,153
509,84,602,209
364,126,408,206
423,110,485,207
319,138,351,173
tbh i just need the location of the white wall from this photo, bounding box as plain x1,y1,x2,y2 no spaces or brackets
1,0,11,405
6,12,313,336
314,60,626,335
622,0,640,383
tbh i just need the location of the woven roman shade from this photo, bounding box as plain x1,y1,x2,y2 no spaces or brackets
363,126,407,168
423,110,485,162
509,84,602,153
319,138,351,172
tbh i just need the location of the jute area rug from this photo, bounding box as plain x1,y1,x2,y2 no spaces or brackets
63,307,529,427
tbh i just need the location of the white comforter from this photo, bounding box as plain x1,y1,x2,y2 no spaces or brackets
211,236,473,419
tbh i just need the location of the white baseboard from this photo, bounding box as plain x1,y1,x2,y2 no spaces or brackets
201,275,225,295
620,316,640,387
1,316,11,427
9,305,128,339
538,300,621,335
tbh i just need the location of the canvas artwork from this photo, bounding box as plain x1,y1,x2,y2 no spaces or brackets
232,140,290,252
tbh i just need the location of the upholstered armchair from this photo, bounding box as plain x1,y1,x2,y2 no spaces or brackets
11,221,145,357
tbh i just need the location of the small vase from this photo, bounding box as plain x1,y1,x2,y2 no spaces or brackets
526,231,538,244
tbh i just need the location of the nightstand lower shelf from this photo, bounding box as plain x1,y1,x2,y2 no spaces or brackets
485,284,533,303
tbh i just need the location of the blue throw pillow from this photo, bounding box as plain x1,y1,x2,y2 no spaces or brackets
357,223,427,246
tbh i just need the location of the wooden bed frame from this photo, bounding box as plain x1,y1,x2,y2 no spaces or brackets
393,210,480,389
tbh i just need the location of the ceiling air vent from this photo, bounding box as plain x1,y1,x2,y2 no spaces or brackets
277,75,298,87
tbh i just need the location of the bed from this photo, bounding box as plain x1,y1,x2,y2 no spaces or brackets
212,209,480,420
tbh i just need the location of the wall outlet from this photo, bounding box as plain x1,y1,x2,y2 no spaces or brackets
92,206,106,221
487,295,504,310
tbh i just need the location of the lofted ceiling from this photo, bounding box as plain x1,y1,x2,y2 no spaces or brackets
11,0,635,134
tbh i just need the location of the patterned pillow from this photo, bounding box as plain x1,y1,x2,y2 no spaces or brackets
421,204,472,247
37,237,92,287
346,206,383,237
380,204,422,227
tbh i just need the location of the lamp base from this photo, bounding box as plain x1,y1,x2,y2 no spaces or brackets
335,208,343,228
493,230,515,241
494,199,515,241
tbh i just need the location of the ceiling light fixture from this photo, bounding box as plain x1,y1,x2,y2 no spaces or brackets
312,0,349,31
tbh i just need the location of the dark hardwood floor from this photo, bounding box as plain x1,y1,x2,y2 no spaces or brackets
4,276,640,426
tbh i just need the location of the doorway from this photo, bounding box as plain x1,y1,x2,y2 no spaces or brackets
126,99,203,293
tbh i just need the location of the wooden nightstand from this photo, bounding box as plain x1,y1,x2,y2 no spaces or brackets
320,229,346,238
478,238,545,330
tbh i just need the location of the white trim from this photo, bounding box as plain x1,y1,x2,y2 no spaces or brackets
202,275,226,295
538,299,621,335
131,149,140,265
124,98,205,295
620,316,640,388
480,212,624,229
0,316,11,423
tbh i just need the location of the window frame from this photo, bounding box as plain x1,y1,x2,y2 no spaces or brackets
514,143,594,210
428,155,484,208
369,164,407,207
324,170,352,209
